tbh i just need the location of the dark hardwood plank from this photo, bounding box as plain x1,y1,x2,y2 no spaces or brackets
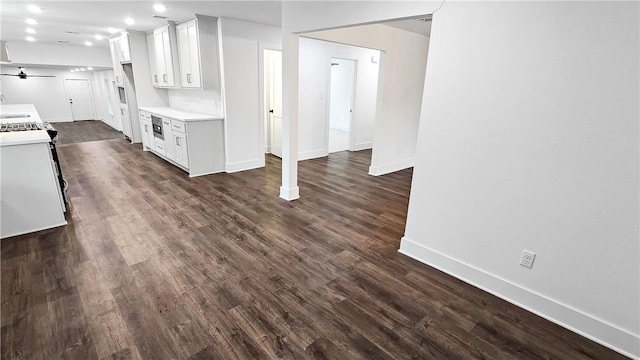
0,133,630,360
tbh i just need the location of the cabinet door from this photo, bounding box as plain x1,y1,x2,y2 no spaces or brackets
119,34,131,62
162,118,174,160
139,119,150,149
120,106,131,138
173,133,189,168
110,40,123,85
186,23,201,88
161,29,175,87
154,30,167,85
176,24,191,87
177,20,201,88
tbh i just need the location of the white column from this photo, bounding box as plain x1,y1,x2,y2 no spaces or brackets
280,33,300,201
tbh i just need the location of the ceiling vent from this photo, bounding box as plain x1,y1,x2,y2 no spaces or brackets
58,40,70,44
152,15,168,19
65,31,80,34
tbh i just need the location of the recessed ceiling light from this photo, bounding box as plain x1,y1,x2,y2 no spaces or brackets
87,67,93,70
74,68,80,71
95,34,104,40
153,4,167,12
27,5,42,13
26,36,36,42
80,68,86,71
84,41,93,46
107,27,118,34
26,28,36,34
26,18,38,25
70,69,75,72
124,17,135,26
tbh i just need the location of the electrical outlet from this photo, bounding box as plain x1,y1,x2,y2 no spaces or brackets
520,250,536,269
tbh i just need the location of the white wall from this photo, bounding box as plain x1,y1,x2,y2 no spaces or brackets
298,38,380,160
401,2,639,358
218,17,281,172
305,25,429,174
6,41,111,68
1,66,97,122
91,70,121,130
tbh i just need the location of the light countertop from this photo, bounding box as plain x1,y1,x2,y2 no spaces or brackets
0,104,51,147
138,106,224,122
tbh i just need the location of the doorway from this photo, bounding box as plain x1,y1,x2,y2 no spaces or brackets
328,58,356,153
64,78,95,121
265,49,283,158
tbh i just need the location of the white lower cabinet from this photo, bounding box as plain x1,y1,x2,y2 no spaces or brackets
139,111,153,150
137,107,224,177
172,132,188,168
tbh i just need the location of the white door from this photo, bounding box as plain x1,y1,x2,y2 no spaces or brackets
266,49,283,158
65,78,95,121
328,58,356,153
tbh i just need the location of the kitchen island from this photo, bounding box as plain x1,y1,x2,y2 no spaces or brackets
0,104,67,239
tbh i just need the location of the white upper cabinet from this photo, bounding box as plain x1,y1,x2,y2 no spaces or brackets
150,23,180,88
176,15,220,90
118,34,131,62
109,39,124,85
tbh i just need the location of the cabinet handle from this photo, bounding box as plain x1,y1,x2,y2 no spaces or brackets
154,75,158,83
121,109,124,115
176,137,180,146
163,74,168,83
186,73,191,83
173,124,179,128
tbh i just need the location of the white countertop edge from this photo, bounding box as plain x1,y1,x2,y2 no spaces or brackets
138,106,224,122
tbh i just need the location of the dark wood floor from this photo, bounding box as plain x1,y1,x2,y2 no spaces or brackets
54,120,123,144
1,139,628,360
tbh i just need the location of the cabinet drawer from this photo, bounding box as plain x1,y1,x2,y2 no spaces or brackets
171,120,186,133
155,140,166,155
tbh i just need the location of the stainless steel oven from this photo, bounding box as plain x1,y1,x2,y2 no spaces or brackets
151,115,163,140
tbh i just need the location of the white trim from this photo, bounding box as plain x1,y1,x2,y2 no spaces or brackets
354,141,373,151
42,118,73,123
279,186,300,201
398,237,640,360
225,158,264,173
368,158,414,176
299,149,327,161
2,221,67,240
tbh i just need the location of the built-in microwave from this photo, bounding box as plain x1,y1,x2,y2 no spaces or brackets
151,115,163,139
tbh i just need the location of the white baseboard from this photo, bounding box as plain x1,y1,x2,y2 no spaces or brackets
398,237,640,360
353,142,373,151
225,158,265,173
44,118,73,123
279,186,299,201
299,149,327,161
369,158,414,176
99,118,121,131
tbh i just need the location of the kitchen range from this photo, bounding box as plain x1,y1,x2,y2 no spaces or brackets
0,104,68,239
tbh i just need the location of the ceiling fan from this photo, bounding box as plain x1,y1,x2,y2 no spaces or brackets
0,67,55,79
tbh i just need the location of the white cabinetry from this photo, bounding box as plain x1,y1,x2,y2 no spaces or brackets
175,15,220,90
139,110,153,150
137,107,224,177
109,40,124,86
151,23,180,88
109,33,131,85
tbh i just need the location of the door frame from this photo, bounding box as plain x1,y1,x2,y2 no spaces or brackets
63,77,96,121
327,56,358,153
260,44,283,158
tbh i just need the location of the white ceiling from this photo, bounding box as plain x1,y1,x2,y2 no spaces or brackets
383,18,431,37
0,1,281,48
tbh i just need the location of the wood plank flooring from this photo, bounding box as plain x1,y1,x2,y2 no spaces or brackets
1,138,629,360
53,120,123,144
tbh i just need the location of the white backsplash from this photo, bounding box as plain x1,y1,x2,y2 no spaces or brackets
168,89,223,116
